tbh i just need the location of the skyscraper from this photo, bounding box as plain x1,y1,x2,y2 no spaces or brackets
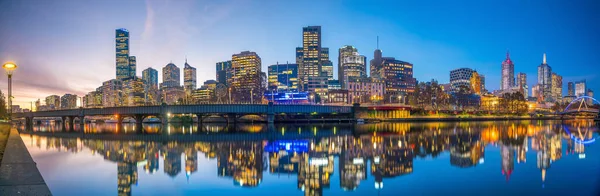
381,57,417,99
268,63,298,92
517,73,528,98
551,73,562,101
537,53,552,102
184,59,197,94
216,61,232,85
161,63,180,88
123,77,145,106
501,52,515,90
470,71,482,94
128,56,136,78
567,82,575,96
575,80,587,97
116,28,130,80
297,26,325,91
480,74,486,93
102,79,123,107
230,51,262,103
370,37,383,79
338,45,367,89
142,68,158,90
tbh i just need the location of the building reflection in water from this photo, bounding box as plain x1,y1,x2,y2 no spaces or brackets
19,120,598,196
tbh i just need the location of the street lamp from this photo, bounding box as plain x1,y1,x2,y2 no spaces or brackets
2,62,17,120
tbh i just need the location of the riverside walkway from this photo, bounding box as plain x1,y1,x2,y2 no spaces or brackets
0,128,51,195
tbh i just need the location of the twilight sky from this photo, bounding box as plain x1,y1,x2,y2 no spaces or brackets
0,0,599,108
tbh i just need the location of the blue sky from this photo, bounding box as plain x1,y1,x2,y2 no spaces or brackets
0,0,598,107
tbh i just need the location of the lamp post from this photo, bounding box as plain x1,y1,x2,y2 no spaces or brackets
2,62,17,120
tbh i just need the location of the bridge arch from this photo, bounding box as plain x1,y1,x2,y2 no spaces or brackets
563,96,600,114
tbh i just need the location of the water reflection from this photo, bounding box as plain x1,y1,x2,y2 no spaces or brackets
19,120,600,196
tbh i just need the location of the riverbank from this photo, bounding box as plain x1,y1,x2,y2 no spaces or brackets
372,115,588,122
0,124,8,164
0,124,52,195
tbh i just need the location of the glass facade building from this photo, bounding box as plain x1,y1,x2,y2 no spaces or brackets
161,63,180,88
501,52,515,90
268,63,298,92
116,28,131,80
230,51,262,103
537,53,552,102
339,46,367,89
216,61,232,85
184,60,197,94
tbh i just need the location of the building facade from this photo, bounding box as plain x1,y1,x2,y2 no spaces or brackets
60,94,78,109
296,26,329,91
501,52,515,90
184,60,197,95
123,77,145,106
142,68,158,90
347,78,385,104
161,63,180,88
575,80,587,97
470,71,482,95
339,46,367,89
450,68,476,93
551,73,562,101
102,79,123,107
84,90,103,108
567,82,575,96
268,63,298,92
116,28,130,80
537,53,552,102
216,61,232,85
380,57,416,101
230,51,262,103
45,95,60,110
128,56,136,78
517,73,528,98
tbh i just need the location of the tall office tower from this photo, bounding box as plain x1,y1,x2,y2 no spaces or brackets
370,37,383,79
567,82,575,96
537,53,552,102
501,52,515,90
480,74,486,93
575,80,587,97
142,68,158,90
322,60,333,81
230,51,262,102
116,28,130,80
45,95,60,109
161,63,181,88
450,68,476,93
183,59,197,94
531,84,541,100
551,73,562,101
128,56,136,78
102,79,123,107
381,57,417,99
339,45,367,89
297,26,323,91
517,73,528,98
268,63,299,92
216,61,232,85
123,77,145,106
470,71,482,94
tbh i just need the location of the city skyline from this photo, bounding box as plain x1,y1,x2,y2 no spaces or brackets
1,0,599,108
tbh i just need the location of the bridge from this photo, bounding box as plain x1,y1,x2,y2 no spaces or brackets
559,96,600,116
13,103,357,130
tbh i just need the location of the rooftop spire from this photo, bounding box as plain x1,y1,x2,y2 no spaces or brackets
543,53,547,64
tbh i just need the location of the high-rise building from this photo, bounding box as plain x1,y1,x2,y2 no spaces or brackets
370,37,384,79
380,57,416,100
128,56,136,78
297,26,327,91
184,59,197,94
123,77,145,106
480,74,486,93
60,94,78,109
575,80,587,97
347,77,386,104
470,71,482,95
501,52,515,90
551,73,562,101
83,90,103,108
116,28,130,80
587,89,594,105
230,51,262,103
102,79,123,107
161,63,180,88
216,61,232,85
338,46,367,89
268,63,298,92
517,73,528,98
45,95,60,110
450,68,476,93
322,60,333,81
531,84,541,101
537,53,552,102
142,68,158,91
567,82,575,96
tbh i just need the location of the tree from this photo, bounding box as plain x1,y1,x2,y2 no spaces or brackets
0,90,7,119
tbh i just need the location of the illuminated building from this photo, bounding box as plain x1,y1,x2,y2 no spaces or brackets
307,76,329,98
298,153,334,196
567,82,575,96
517,73,528,98
263,92,309,104
265,140,308,174
60,94,77,109
480,74,486,93
215,142,264,187
551,72,562,101
380,58,416,99
501,51,515,90
84,90,103,108
339,141,367,191
327,89,349,104
531,84,541,102
128,56,136,78
322,60,334,82
102,79,123,107
347,77,385,104
192,80,217,104
268,63,298,92
450,68,476,93
123,77,145,106
161,86,185,105
116,28,131,80
142,67,159,104
470,71,482,94
587,89,594,105
480,94,500,111
297,26,330,91
230,51,262,103
339,45,367,89
45,95,60,110
328,80,341,90
370,40,383,79
161,63,180,88
183,59,197,95
216,60,232,85
575,80,586,97
117,162,138,196
537,53,552,102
